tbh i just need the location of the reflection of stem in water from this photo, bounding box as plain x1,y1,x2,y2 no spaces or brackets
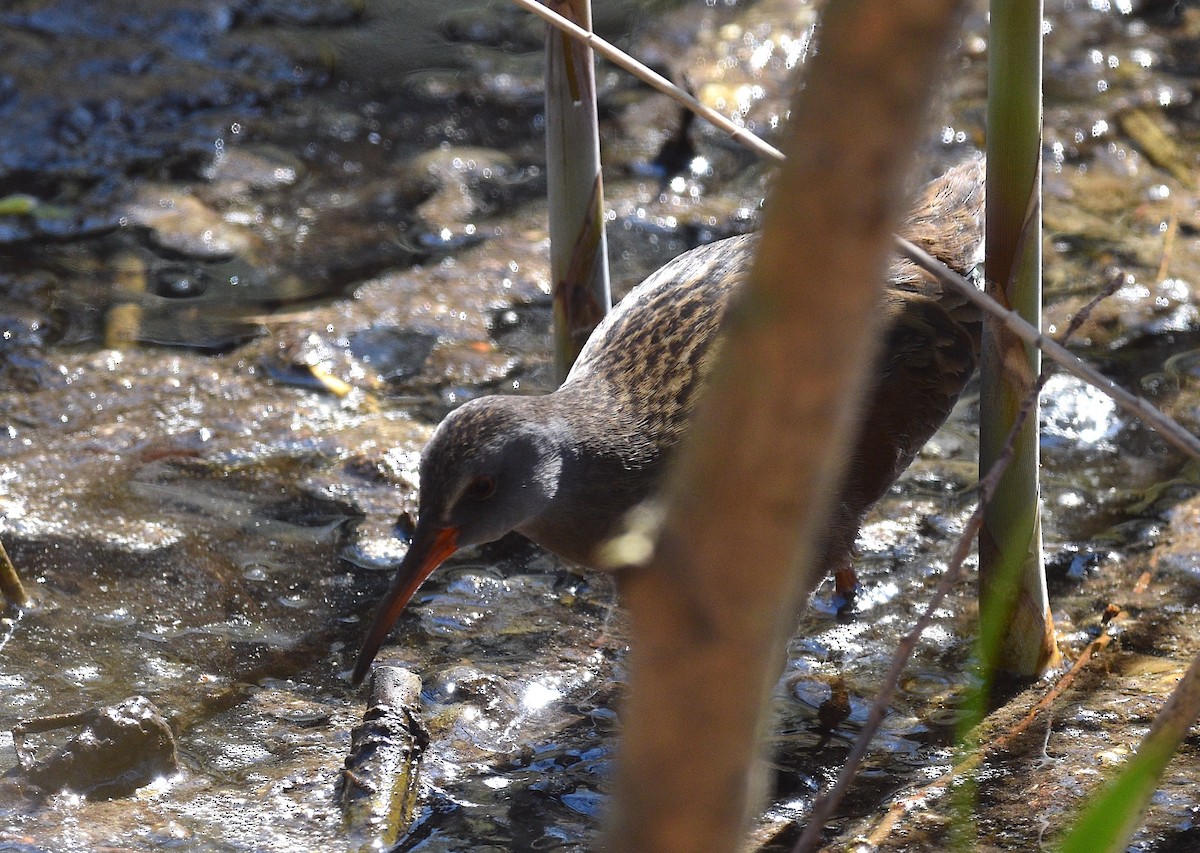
105,251,146,349
1155,202,1178,285
0,537,29,609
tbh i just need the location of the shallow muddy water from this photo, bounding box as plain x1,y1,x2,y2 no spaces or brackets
3,0,1200,850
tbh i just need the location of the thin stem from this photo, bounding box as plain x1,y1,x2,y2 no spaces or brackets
897,237,1200,462
511,0,786,163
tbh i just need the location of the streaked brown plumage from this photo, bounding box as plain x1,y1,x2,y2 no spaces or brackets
352,158,985,685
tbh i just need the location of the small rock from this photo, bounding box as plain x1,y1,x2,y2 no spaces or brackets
203,145,305,193
10,696,178,800
348,326,438,384
126,185,261,260
399,146,519,227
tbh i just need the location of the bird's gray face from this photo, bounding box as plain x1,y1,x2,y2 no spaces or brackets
419,399,564,548
352,396,562,685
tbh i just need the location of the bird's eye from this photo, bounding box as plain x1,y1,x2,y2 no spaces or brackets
465,475,497,500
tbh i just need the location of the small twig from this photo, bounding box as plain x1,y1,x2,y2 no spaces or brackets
1061,268,1127,343
897,236,1200,462
509,0,787,164
0,538,29,610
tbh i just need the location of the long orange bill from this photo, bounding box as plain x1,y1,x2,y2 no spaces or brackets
350,526,459,685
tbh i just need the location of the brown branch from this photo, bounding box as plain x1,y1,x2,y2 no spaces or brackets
604,2,971,849
0,538,29,610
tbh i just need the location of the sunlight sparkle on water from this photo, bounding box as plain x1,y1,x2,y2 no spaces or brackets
920,625,954,647
1041,373,1118,446
522,681,563,711
62,664,102,683
854,580,900,611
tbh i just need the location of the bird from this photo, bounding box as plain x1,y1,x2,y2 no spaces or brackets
352,158,985,685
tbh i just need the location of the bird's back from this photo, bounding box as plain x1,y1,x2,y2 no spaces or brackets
562,232,752,452
559,157,985,461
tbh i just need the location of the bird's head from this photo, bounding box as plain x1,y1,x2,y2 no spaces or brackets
352,395,563,684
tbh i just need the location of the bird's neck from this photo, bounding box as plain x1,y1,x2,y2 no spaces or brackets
513,385,665,571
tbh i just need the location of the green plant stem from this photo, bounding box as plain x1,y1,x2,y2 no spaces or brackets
979,0,1058,681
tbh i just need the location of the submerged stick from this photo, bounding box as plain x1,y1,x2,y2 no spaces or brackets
104,251,146,350
340,666,428,851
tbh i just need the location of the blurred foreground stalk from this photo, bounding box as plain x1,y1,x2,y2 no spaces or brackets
604,1,969,849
